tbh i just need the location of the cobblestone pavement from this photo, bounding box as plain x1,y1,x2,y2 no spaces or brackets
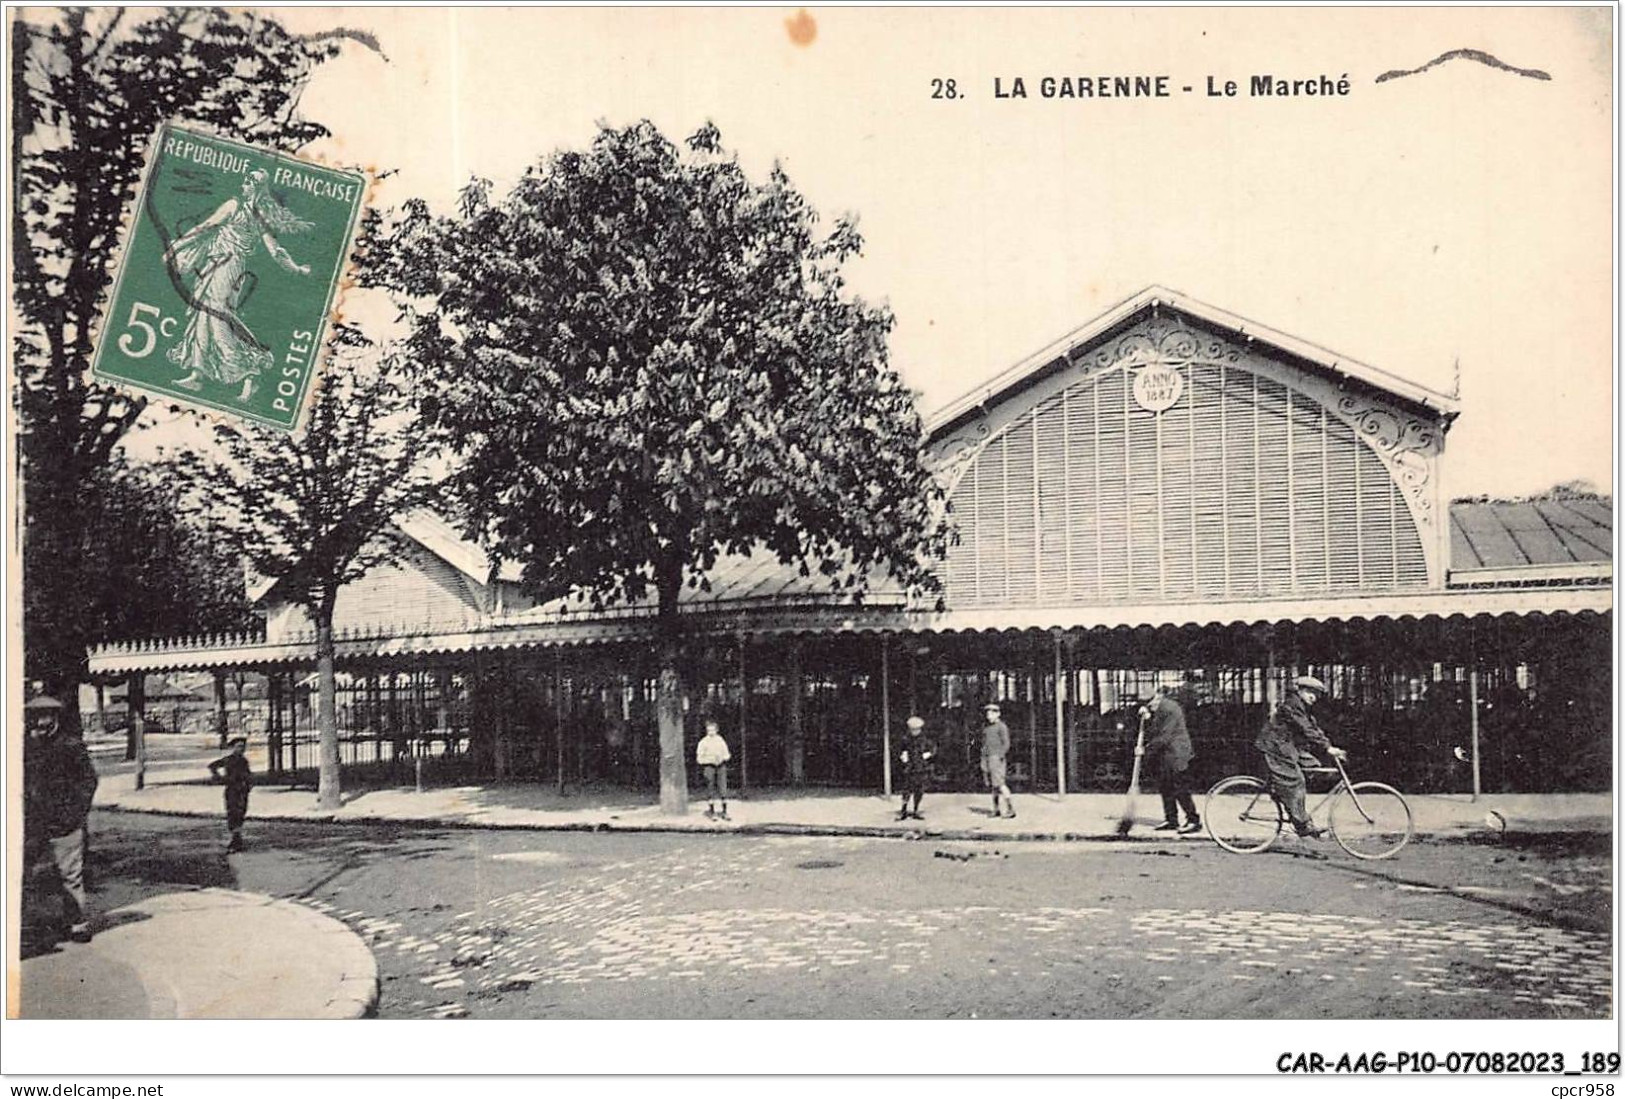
285,833,1612,1020
80,813,1612,1020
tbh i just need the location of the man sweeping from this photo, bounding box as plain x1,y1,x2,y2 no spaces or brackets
1143,689,1201,834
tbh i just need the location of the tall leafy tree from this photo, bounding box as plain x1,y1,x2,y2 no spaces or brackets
373,121,951,813
12,8,349,717
84,450,256,643
176,336,441,810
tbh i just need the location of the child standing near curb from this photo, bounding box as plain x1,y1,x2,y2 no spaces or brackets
208,737,253,853
695,719,732,820
897,716,934,821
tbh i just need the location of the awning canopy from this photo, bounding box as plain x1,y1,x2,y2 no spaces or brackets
87,582,1612,676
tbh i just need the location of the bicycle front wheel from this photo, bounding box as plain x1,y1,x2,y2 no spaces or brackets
1329,782,1413,859
1204,776,1283,854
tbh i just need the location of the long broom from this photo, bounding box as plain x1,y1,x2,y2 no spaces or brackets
1115,711,1148,836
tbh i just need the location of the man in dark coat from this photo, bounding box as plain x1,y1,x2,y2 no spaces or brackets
1255,675,1346,838
896,716,935,821
1142,689,1200,834
23,695,99,943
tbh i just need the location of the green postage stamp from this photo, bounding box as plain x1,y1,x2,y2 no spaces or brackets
91,122,367,431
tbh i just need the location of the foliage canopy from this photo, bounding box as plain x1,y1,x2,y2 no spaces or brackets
177,332,441,620
12,8,345,692
374,121,951,613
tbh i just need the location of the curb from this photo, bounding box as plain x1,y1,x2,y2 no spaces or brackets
93,800,1520,846
58,888,379,1020
260,892,380,1019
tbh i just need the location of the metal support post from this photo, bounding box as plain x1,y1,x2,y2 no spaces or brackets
880,636,893,797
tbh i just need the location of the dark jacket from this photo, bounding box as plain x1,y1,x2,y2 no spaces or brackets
1255,690,1332,761
24,734,99,841
899,733,936,778
1143,697,1194,776
210,752,253,795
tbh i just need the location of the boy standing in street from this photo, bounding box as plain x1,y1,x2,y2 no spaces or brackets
980,703,1015,819
208,737,253,853
897,716,934,820
695,719,732,820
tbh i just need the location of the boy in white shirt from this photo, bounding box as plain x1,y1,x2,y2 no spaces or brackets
695,719,732,820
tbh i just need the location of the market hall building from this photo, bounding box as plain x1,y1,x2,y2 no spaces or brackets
89,288,1613,797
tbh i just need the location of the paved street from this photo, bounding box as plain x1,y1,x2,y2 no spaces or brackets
79,810,1611,1020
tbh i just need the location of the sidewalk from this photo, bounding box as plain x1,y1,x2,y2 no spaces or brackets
17,888,378,1019
94,766,1614,842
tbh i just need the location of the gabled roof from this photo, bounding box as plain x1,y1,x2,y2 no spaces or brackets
394,510,497,587
249,509,516,606
927,285,1462,439
396,510,529,584
1450,497,1613,571
249,509,901,616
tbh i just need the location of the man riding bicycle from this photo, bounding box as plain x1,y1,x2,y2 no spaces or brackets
1255,675,1346,839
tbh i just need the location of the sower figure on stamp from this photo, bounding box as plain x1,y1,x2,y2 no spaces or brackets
209,736,253,852
162,168,312,402
1256,675,1346,839
980,702,1015,819
23,695,99,946
1140,688,1201,834
897,716,934,821
695,719,732,820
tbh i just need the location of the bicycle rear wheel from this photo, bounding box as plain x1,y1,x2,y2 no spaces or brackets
1329,782,1413,859
1204,776,1283,853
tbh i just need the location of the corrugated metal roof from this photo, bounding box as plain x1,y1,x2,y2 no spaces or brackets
1449,498,1613,571
249,509,500,606
505,547,908,622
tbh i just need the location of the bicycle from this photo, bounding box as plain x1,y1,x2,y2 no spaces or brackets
1203,753,1413,859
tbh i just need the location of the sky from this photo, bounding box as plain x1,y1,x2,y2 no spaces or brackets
272,6,1614,500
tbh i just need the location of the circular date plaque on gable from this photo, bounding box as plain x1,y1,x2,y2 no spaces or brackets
1132,363,1184,413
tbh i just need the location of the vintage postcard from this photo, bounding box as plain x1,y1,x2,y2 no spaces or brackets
4,4,1616,1087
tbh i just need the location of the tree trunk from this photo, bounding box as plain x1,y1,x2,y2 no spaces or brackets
655,559,688,815
315,600,343,811
214,672,228,748
39,644,87,740
22,430,90,743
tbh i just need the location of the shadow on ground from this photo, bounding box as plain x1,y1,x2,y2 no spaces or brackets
84,813,465,910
